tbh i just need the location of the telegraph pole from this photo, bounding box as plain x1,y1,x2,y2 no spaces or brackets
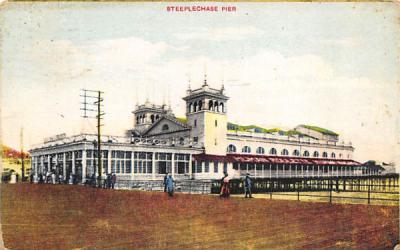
81,89,104,187
20,127,25,182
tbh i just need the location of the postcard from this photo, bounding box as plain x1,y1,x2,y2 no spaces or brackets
0,2,399,249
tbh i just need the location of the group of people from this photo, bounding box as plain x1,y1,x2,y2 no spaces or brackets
34,171,65,184
220,172,253,198
86,173,117,189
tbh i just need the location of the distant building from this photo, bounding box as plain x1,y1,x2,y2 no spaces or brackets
30,78,373,184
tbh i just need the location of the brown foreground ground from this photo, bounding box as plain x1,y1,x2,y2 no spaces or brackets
1,184,398,250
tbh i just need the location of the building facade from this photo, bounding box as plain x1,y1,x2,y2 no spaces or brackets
30,79,375,183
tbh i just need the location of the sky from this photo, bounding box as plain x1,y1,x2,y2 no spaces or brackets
1,2,399,167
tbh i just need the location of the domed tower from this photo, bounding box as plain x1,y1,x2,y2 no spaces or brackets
183,77,228,155
132,100,173,134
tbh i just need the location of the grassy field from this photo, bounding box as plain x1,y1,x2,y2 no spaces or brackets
1,184,399,250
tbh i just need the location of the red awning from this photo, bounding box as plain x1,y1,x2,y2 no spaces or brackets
193,153,361,166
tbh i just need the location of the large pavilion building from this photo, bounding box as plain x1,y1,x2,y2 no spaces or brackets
30,79,375,184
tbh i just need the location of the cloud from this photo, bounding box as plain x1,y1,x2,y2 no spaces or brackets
321,37,360,48
3,35,398,167
174,26,263,41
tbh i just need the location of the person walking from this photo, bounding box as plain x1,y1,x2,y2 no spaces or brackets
244,173,253,198
111,173,116,189
51,172,56,184
106,174,112,189
163,173,168,192
166,173,174,197
220,172,230,198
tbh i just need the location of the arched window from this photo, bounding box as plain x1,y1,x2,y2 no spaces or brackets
198,100,203,111
281,149,289,156
162,124,169,131
155,115,159,120
331,152,336,158
189,103,193,113
242,146,251,154
303,151,310,157
256,147,265,154
270,148,277,155
220,102,224,113
150,114,155,123
227,144,236,153
136,116,140,124
214,101,219,112
293,150,300,156
179,137,184,145
209,100,214,111
193,102,198,112
313,151,319,158
322,152,328,158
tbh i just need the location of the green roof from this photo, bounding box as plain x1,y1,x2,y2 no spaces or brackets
227,123,287,134
176,117,187,124
300,125,338,136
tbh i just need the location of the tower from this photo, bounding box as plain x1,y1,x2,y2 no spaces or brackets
183,77,228,155
132,100,173,134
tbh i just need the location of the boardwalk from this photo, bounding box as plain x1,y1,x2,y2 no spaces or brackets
1,184,398,249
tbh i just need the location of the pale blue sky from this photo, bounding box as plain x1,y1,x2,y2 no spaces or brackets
1,2,399,165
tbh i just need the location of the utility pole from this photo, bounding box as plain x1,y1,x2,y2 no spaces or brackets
81,89,104,187
20,127,25,182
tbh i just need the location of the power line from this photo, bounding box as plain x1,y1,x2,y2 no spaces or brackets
81,89,104,187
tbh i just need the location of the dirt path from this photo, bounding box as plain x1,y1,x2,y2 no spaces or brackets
2,184,398,249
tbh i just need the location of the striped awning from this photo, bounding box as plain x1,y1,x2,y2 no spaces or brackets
192,153,361,166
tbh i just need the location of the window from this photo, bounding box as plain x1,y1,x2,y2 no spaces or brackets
162,124,169,131
196,161,202,173
256,147,265,154
242,146,251,154
339,153,342,158
270,148,277,155
223,162,228,173
174,154,190,174
293,150,300,156
281,149,289,156
193,137,198,143
214,162,218,173
227,144,236,153
303,151,310,157
331,152,336,158
155,153,172,174
134,152,153,174
189,103,193,113
205,161,209,172
313,151,319,157
194,119,197,127
214,138,217,145
322,152,328,158
215,120,218,127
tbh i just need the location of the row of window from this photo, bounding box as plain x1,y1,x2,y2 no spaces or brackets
136,113,160,125
232,163,362,171
227,144,345,158
193,161,228,174
188,100,225,113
